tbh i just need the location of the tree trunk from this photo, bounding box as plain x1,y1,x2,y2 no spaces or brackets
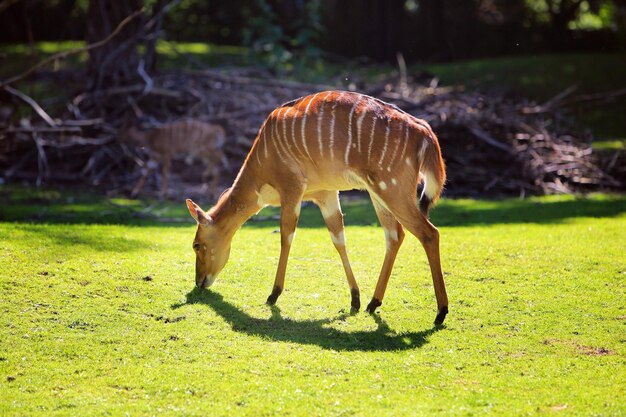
86,0,144,90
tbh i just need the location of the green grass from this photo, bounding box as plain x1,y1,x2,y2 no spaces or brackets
0,41,86,79
1,187,625,416
0,41,249,79
418,54,625,100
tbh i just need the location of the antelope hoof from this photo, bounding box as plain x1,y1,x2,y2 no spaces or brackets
434,306,449,326
366,298,382,314
266,286,282,305
350,288,361,312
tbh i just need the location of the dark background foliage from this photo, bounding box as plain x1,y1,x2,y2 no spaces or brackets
1,0,623,63
0,0,624,197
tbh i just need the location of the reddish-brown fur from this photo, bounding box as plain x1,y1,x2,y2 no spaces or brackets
121,119,226,199
186,91,449,324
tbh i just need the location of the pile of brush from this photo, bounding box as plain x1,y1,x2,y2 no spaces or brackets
0,65,622,199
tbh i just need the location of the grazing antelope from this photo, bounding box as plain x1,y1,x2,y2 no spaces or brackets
121,119,227,199
186,91,449,325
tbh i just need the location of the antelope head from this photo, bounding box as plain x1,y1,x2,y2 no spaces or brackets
123,125,149,147
186,199,231,288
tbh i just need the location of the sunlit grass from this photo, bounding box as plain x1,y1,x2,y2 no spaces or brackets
592,139,626,151
156,41,247,57
1,187,625,416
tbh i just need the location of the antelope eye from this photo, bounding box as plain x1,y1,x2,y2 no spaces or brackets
193,242,201,251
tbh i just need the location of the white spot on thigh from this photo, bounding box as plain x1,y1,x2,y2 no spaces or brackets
331,230,345,246
391,178,397,185
287,232,295,245
405,157,412,166
379,181,387,190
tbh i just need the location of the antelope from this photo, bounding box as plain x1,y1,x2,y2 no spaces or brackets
121,119,227,199
186,91,449,325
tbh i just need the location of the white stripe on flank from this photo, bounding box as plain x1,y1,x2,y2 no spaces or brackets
255,144,262,165
272,110,288,160
367,117,377,161
387,123,406,171
345,96,363,164
282,106,291,151
418,137,429,162
291,107,304,159
273,108,284,151
329,94,342,160
280,107,299,161
263,121,269,159
318,92,332,157
398,125,409,167
378,123,391,167
276,120,292,162
356,98,368,153
275,108,290,159
276,108,298,162
301,94,317,161
267,125,285,161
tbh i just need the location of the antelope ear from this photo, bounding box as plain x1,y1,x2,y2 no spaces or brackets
186,199,213,226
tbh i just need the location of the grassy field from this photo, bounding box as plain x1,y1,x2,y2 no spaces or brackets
1,187,625,416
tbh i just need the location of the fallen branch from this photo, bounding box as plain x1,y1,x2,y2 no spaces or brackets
2,85,58,127
467,125,514,154
72,84,183,107
5,125,82,133
561,87,626,107
0,9,144,89
193,69,334,93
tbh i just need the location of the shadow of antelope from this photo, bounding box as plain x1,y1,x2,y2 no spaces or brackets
171,288,443,352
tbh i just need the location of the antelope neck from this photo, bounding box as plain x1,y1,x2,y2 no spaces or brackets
209,160,262,235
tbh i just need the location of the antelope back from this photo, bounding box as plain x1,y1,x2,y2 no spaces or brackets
254,91,440,186
149,120,225,157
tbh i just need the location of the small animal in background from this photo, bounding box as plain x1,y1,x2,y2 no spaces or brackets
121,119,227,199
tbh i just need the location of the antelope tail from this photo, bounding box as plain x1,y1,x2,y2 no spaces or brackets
418,133,446,217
